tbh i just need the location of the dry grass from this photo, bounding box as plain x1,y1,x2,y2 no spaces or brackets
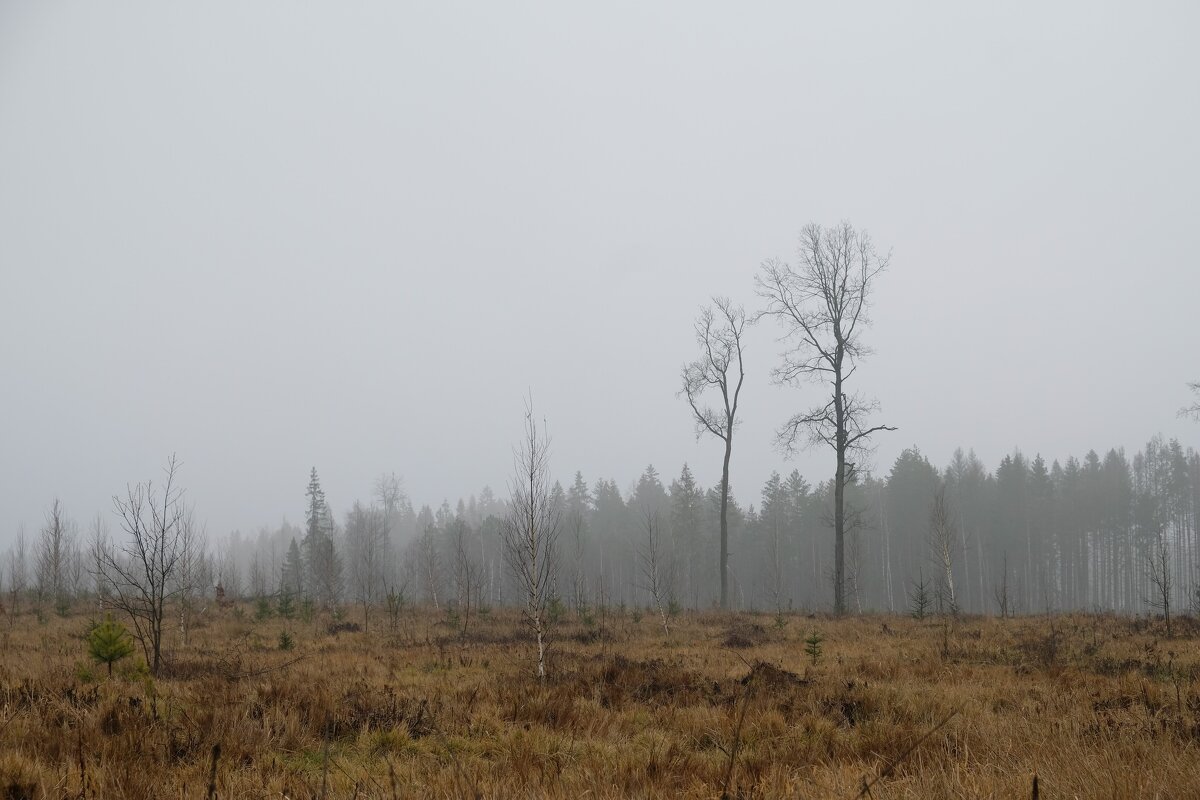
0,606,1198,798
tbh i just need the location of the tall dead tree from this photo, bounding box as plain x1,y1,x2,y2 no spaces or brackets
94,455,190,676
500,403,560,679
681,297,747,611
756,222,895,616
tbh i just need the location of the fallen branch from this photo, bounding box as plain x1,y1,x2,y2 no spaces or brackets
854,706,960,799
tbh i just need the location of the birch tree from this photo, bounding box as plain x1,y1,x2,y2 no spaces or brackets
500,403,560,679
94,455,190,676
928,486,958,614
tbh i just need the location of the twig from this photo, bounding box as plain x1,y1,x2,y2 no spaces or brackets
206,743,220,800
720,672,755,800
319,720,330,800
221,653,309,681
423,698,481,799
854,707,960,798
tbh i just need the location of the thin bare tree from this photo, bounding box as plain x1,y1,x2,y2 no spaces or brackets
346,501,389,631
929,486,958,615
637,511,672,636
765,515,786,621
500,402,560,679
450,517,481,638
756,221,895,615
36,498,76,611
1147,530,1173,637
569,512,588,612
174,508,207,646
94,455,190,676
412,524,441,610
993,552,1011,618
88,514,111,610
681,297,747,611
7,526,27,621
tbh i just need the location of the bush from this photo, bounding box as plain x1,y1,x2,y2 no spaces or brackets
278,630,294,651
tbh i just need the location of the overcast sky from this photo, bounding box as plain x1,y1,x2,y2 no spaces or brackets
1,2,1197,543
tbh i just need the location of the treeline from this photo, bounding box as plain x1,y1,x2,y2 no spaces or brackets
4,435,1198,620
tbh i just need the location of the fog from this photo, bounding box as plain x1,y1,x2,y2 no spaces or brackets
2,1,1197,545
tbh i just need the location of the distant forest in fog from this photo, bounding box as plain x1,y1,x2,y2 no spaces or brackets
11,433,1199,617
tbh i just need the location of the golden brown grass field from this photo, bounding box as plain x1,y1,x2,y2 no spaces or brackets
1,605,1199,798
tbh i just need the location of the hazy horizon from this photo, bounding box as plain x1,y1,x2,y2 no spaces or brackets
2,2,1197,542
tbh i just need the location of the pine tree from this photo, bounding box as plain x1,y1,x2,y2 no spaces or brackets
669,464,704,607
281,538,304,598
302,467,328,598
301,468,343,608
88,614,135,676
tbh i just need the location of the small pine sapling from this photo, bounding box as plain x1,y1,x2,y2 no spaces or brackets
88,614,135,676
909,571,932,620
804,630,824,666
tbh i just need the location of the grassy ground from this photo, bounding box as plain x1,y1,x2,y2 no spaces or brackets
0,604,1198,798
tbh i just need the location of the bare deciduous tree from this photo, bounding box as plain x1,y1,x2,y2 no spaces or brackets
88,514,110,610
929,486,958,615
173,509,207,646
7,527,27,621
993,552,1011,618
681,297,747,611
94,455,190,676
765,514,786,621
1147,530,1173,637
637,511,672,636
450,517,481,637
248,552,268,600
569,512,588,612
346,501,389,631
756,222,895,615
36,498,77,611
412,524,442,610
500,403,560,679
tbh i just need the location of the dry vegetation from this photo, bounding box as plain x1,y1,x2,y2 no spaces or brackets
1,605,1199,798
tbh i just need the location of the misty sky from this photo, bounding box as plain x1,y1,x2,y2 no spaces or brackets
2,2,1197,543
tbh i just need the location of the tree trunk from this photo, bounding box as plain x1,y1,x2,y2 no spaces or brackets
834,446,846,616
834,370,846,616
720,436,732,611
534,611,546,679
